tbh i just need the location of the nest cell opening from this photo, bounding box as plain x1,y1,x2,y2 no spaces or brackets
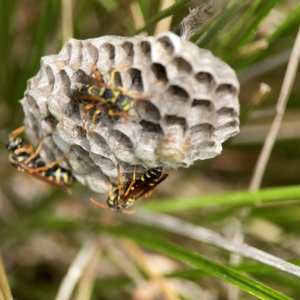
189,99,215,127
172,57,192,74
110,130,134,150
157,36,175,56
71,125,88,140
192,99,213,111
193,140,216,155
43,115,58,131
215,84,237,100
165,115,187,133
92,132,111,154
71,69,89,84
66,99,82,121
70,41,83,64
90,153,116,170
85,42,99,62
27,94,41,117
217,107,238,118
100,43,115,63
26,112,42,145
217,120,239,132
135,100,161,123
71,145,94,166
140,41,151,61
128,68,144,92
112,70,123,87
121,42,134,63
45,66,55,93
60,69,71,84
215,121,239,141
151,63,168,85
140,120,163,133
164,85,190,113
194,72,216,93
191,123,214,143
63,41,73,65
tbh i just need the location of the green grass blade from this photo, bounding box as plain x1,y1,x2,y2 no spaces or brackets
231,0,280,49
268,5,300,44
107,228,292,300
95,0,117,12
219,0,261,48
142,185,300,212
235,4,300,71
133,0,191,35
196,0,245,48
138,0,152,19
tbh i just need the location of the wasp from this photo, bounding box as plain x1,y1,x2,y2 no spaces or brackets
6,125,74,194
69,62,152,136
90,165,169,213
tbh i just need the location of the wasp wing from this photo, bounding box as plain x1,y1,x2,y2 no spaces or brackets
19,163,73,195
120,172,169,204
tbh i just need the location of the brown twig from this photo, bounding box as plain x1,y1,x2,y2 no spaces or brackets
249,27,300,191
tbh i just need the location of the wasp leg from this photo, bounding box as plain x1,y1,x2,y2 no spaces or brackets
90,61,103,83
124,165,136,197
14,144,35,155
117,165,124,197
116,86,139,97
106,181,115,201
24,155,67,173
144,187,156,199
8,125,28,142
82,102,98,133
89,105,105,138
23,137,44,165
107,109,128,124
116,86,154,100
109,64,132,86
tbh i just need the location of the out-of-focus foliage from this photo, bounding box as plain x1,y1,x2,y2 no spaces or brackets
1,0,300,299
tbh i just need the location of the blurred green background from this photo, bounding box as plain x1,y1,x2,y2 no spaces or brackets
1,0,300,299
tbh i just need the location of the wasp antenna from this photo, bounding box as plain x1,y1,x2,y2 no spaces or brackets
122,209,135,215
90,198,108,210
136,93,155,100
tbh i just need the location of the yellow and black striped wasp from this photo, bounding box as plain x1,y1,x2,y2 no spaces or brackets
6,125,74,194
90,165,169,213
69,62,153,136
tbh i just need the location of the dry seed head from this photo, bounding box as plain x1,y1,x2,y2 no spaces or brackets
20,32,240,193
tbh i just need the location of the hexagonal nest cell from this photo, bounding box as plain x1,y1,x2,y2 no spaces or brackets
20,31,240,193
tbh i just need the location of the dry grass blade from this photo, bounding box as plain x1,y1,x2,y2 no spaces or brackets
55,239,100,300
107,240,146,286
120,238,181,300
0,255,13,300
75,246,101,300
122,210,300,278
61,0,73,41
154,0,175,35
249,27,300,191
130,2,145,30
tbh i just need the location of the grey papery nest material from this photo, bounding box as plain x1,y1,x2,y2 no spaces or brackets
20,32,240,194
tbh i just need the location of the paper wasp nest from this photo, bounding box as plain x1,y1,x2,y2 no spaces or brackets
21,32,240,193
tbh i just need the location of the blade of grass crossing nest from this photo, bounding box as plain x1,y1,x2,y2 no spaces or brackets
0,255,13,300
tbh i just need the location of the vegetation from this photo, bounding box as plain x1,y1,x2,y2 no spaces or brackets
1,0,300,299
